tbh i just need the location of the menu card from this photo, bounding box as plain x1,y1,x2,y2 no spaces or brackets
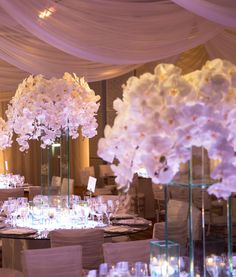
87,176,97,193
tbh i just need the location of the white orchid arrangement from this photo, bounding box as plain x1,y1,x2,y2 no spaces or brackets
5,73,100,151
0,173,25,188
98,59,236,199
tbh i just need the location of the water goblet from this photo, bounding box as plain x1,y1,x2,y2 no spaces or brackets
99,263,109,277
134,262,148,277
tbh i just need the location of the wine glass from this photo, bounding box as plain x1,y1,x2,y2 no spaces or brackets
134,262,149,277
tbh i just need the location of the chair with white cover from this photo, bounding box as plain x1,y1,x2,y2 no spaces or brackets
103,239,153,265
167,199,189,222
50,176,61,194
51,176,61,187
169,187,189,202
61,178,74,195
152,221,188,255
50,228,104,270
0,188,24,202
153,199,202,254
28,186,41,201
153,199,189,255
21,245,82,277
0,268,23,277
168,199,201,241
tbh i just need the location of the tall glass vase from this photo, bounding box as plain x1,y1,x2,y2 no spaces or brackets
40,130,70,206
167,146,233,276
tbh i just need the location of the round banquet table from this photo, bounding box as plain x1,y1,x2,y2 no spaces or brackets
0,222,150,271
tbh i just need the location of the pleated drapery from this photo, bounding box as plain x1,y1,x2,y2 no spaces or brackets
0,0,234,90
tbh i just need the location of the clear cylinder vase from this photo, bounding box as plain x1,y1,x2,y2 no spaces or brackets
40,130,71,207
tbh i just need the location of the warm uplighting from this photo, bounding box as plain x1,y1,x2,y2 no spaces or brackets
38,7,55,19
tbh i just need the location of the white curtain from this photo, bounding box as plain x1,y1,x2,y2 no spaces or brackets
171,0,236,28
0,0,221,64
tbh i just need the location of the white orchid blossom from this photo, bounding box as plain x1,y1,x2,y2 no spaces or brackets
6,73,100,151
98,59,236,199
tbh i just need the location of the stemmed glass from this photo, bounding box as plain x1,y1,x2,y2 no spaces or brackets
82,204,91,225
106,200,118,225
94,203,104,226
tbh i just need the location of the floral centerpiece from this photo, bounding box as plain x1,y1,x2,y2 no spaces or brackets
0,173,25,188
6,73,100,151
98,59,236,199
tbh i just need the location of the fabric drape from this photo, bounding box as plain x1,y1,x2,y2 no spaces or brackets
0,0,221,64
171,0,236,28
0,9,138,82
0,1,234,91
205,29,236,65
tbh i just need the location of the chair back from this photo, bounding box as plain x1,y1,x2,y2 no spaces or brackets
103,239,153,265
50,228,104,270
153,222,188,248
193,188,211,210
0,268,23,277
21,245,82,277
61,178,74,195
28,186,41,201
169,187,189,202
51,176,61,187
0,188,24,202
167,199,189,222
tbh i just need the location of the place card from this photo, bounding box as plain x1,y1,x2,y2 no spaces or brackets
87,176,97,193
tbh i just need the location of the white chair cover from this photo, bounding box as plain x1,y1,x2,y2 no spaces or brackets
21,245,82,277
0,268,23,277
61,178,74,195
2,238,50,271
50,228,104,270
51,176,61,187
103,239,153,265
153,222,188,249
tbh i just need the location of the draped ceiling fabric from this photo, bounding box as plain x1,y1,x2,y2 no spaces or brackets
205,29,236,65
171,0,236,28
0,0,234,90
0,0,222,64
